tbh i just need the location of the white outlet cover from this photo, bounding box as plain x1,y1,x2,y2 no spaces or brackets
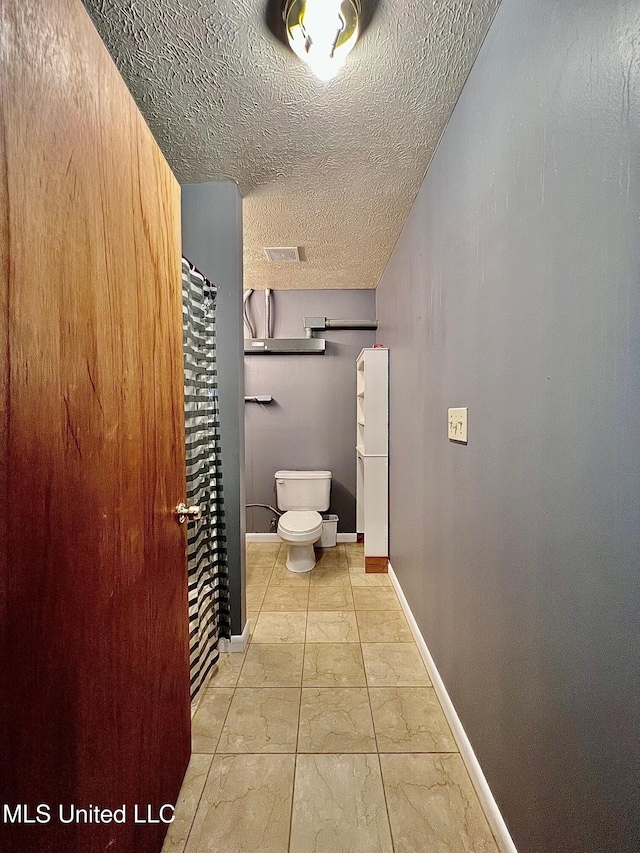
448,407,468,443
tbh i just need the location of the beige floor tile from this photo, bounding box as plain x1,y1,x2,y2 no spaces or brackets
290,754,393,853
308,585,354,611
246,583,268,611
273,550,288,566
161,753,212,853
252,611,307,643
370,687,457,752
306,611,359,643
207,651,245,688
356,609,413,642
362,643,432,687
314,546,348,567
217,687,301,753
352,586,401,610
246,546,280,568
298,688,376,753
247,569,272,593
309,563,352,587
247,554,275,574
348,566,392,586
345,547,365,568
238,643,304,687
191,688,235,753
247,541,281,556
247,611,259,643
261,584,309,611
246,564,274,589
380,753,499,852
303,643,367,687
269,561,311,586
185,754,295,853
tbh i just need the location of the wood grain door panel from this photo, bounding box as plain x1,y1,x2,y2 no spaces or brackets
0,1,190,851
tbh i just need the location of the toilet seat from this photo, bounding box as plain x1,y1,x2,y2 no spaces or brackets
278,510,323,542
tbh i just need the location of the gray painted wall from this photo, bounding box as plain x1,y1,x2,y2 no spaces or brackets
244,290,376,533
182,182,246,635
375,1,640,851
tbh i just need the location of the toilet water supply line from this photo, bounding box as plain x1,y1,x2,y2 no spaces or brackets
246,503,281,516
246,503,282,533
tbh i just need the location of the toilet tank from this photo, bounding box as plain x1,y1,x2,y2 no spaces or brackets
275,470,331,511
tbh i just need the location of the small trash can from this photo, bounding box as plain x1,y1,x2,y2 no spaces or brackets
319,514,339,548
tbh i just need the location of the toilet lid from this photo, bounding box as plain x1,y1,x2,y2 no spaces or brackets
279,510,322,534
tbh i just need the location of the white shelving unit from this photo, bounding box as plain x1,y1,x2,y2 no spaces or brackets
355,347,388,572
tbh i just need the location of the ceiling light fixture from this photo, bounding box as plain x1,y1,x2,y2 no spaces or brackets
283,0,361,81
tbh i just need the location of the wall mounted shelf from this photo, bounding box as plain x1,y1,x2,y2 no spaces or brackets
244,338,326,355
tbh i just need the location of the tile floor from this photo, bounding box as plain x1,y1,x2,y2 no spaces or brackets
162,543,499,853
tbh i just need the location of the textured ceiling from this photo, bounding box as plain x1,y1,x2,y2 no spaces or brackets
82,0,500,289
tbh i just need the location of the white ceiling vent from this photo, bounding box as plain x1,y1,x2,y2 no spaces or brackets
264,247,300,263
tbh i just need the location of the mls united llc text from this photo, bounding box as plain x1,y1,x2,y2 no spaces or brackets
3,803,175,825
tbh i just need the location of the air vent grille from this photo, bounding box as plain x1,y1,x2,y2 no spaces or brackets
264,246,300,262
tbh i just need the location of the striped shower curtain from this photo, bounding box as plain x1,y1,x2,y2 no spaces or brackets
182,258,230,706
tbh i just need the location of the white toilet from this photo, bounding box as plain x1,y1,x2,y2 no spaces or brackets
275,470,331,572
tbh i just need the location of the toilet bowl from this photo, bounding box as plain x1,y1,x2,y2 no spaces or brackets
274,470,331,573
277,510,323,573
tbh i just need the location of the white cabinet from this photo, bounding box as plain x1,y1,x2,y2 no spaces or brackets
355,348,388,572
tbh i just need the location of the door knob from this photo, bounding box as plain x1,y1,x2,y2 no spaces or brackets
175,502,202,524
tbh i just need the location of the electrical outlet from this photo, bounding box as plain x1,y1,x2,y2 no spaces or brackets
448,407,468,443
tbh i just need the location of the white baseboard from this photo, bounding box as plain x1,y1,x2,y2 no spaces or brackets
388,562,518,853
218,619,250,654
246,532,357,543
191,627,249,716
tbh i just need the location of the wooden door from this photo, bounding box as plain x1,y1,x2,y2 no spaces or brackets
0,2,190,852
